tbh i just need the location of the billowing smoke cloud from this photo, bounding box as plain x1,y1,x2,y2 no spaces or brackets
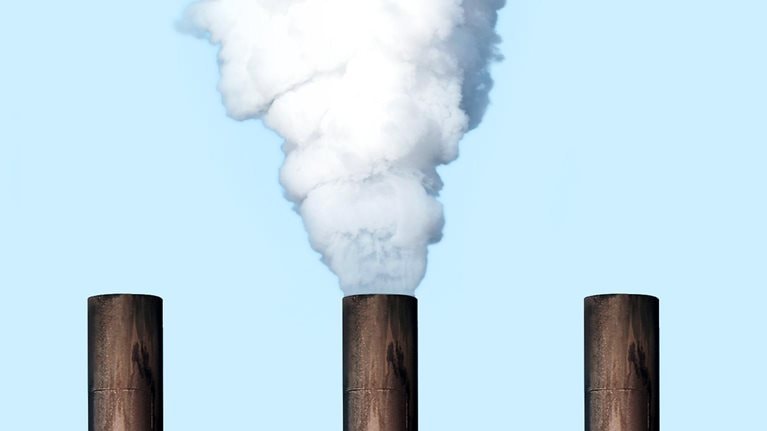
182,0,505,296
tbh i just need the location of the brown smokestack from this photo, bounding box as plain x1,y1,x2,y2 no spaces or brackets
343,294,417,431
88,294,163,431
584,294,659,431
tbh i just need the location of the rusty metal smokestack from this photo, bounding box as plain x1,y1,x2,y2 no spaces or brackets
584,294,659,431
343,294,417,431
88,294,163,431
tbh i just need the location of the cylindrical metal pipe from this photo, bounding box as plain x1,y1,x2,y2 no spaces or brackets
585,294,659,431
88,294,163,431
343,294,417,431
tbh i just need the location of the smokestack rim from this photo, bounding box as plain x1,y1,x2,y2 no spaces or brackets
584,293,659,303
88,293,163,303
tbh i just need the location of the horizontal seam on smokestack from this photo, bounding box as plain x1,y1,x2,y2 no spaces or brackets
587,388,647,393
90,388,152,393
345,388,404,392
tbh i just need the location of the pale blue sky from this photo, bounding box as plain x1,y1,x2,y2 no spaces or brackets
1,0,765,429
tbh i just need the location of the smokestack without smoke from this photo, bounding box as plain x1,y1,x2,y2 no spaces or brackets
88,294,163,431
344,295,417,431
584,294,659,431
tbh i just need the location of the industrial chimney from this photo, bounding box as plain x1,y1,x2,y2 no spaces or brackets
343,295,417,431
584,294,659,431
88,294,163,431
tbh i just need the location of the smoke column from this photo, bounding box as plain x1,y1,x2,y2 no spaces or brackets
182,0,505,295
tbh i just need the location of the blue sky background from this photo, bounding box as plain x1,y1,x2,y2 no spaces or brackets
1,0,765,429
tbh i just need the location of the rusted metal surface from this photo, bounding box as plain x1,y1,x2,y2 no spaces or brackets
89,294,163,431
343,294,417,431
585,294,659,431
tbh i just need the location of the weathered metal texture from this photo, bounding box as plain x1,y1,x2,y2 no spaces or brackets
585,294,659,431
343,295,417,431
89,294,163,431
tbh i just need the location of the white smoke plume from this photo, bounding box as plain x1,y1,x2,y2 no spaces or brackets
182,0,505,296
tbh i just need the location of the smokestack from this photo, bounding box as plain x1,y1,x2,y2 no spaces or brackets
343,295,417,431
584,294,659,431
88,294,163,431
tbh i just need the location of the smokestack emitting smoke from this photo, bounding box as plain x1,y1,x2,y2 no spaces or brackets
584,294,659,431
89,294,163,431
182,0,505,295
344,295,417,431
